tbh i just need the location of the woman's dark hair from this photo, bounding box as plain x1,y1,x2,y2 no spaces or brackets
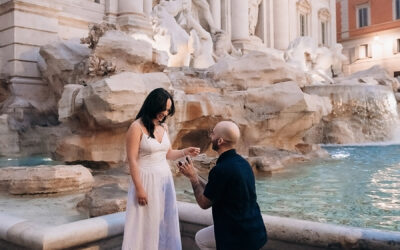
136,88,175,138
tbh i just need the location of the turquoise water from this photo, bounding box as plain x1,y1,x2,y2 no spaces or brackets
175,145,400,231
0,156,62,167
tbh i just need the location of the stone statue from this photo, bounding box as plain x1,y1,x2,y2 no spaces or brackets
189,24,214,68
151,0,218,68
191,0,217,33
212,30,241,60
249,0,262,36
152,1,192,67
284,37,346,84
284,36,316,72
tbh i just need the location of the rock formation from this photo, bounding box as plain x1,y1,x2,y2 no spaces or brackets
0,165,94,195
1,22,400,172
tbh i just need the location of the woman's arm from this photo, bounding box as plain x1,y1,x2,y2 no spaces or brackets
163,123,200,160
166,147,200,160
126,121,148,206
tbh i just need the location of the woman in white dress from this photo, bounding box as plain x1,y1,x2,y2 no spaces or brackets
122,88,200,250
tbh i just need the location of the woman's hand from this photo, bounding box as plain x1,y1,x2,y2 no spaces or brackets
136,188,148,206
184,147,200,157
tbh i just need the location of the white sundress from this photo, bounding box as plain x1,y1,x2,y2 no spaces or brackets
122,128,181,250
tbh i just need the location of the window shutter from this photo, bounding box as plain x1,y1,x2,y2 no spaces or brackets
354,46,359,61
393,39,398,54
367,43,372,58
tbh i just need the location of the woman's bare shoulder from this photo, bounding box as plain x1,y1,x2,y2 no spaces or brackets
128,120,143,135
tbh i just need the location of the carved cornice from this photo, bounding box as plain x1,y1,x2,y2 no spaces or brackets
318,8,331,21
296,0,311,14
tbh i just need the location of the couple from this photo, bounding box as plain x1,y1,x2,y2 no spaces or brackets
122,88,267,250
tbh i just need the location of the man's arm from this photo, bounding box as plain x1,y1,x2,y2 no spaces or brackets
178,157,212,209
189,175,212,209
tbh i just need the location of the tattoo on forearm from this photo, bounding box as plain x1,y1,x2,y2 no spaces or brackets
191,178,206,206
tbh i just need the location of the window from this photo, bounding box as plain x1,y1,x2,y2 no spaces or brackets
318,8,331,47
357,6,369,28
396,0,400,19
398,39,400,53
359,44,368,59
300,14,307,36
321,22,327,46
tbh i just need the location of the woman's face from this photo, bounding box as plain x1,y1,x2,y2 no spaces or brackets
156,98,172,122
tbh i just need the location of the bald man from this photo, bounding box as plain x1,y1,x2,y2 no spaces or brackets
178,121,267,250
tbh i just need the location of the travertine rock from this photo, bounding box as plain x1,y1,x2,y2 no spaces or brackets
82,72,171,128
55,75,332,166
304,84,399,144
94,30,164,73
78,183,127,217
38,39,91,100
58,84,85,121
209,51,310,89
335,65,400,92
0,165,94,194
55,129,127,167
0,114,19,156
247,144,328,172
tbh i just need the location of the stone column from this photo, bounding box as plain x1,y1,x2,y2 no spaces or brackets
273,0,290,50
118,0,143,13
105,0,118,23
221,0,231,36
143,0,152,15
210,0,221,29
117,0,152,35
231,0,249,42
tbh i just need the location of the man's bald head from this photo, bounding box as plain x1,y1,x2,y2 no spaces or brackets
213,121,240,146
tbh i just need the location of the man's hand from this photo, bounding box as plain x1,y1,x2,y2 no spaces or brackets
177,156,197,180
177,157,212,209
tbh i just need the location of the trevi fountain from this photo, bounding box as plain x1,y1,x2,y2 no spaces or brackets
0,0,399,249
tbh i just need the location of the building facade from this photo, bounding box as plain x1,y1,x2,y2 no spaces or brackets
337,0,400,77
0,0,336,102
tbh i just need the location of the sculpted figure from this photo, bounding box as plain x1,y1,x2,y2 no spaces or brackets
249,0,262,36
284,36,316,72
152,1,191,67
284,37,346,84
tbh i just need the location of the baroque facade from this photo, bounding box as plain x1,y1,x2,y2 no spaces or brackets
0,0,336,101
337,0,400,77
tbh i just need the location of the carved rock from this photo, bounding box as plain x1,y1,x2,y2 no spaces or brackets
0,165,94,194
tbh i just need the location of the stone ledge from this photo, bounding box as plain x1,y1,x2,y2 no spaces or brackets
0,202,400,250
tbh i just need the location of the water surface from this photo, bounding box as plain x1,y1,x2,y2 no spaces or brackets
175,145,400,231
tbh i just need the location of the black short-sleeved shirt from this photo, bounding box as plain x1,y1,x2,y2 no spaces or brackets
204,149,267,250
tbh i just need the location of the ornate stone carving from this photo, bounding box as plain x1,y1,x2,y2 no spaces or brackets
296,0,311,14
87,55,116,77
318,8,331,21
151,0,218,67
80,23,117,49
